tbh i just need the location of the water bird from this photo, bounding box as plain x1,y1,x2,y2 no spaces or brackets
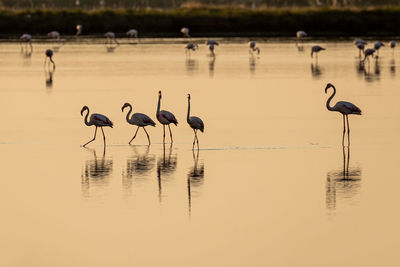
374,41,384,57
47,31,60,40
20,33,32,50
325,83,362,146
363,48,375,62
44,49,55,70
181,27,190,38
105,32,119,45
311,45,325,59
355,42,365,58
187,94,204,149
80,106,113,147
296,30,307,42
122,103,156,145
248,41,260,55
126,29,138,43
76,24,82,36
156,91,178,144
353,39,367,46
206,40,219,57
185,43,199,56
389,40,396,55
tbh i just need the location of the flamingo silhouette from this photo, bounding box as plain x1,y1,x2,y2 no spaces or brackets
248,41,260,55
187,94,204,149
156,91,178,144
122,102,156,145
325,83,362,146
45,49,55,70
80,106,113,147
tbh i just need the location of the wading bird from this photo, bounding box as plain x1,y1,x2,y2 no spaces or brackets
156,91,178,144
105,32,119,45
181,27,190,38
325,83,362,146
248,41,260,55
374,41,384,57
80,106,113,147
76,24,82,36
20,33,32,50
389,40,396,54
311,45,325,60
363,48,375,62
206,40,219,57
122,102,156,145
47,31,60,40
44,49,55,70
187,94,204,149
185,43,199,55
355,42,365,58
296,30,307,42
126,29,138,43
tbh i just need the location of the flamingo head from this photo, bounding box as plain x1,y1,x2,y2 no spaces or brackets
121,103,130,112
325,83,334,93
188,94,191,100
158,90,162,98
80,106,88,116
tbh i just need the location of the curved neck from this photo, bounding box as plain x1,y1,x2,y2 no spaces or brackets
187,98,191,123
326,86,336,111
125,104,132,122
83,108,92,126
157,95,161,115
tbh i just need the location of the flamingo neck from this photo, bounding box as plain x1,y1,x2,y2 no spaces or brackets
125,104,132,123
326,86,336,111
83,108,92,126
157,95,161,115
187,98,191,123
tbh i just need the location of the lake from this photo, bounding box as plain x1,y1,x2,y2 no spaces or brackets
1,39,400,266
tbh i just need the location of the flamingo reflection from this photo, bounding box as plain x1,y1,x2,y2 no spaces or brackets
390,59,396,77
187,149,204,217
209,56,216,77
45,69,55,89
156,143,177,203
326,146,361,212
311,62,323,79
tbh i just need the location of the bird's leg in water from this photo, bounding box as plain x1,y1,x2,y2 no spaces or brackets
346,115,350,147
168,124,173,144
163,125,166,144
100,127,106,146
192,129,196,148
129,126,140,144
342,115,346,147
143,127,151,145
83,126,97,147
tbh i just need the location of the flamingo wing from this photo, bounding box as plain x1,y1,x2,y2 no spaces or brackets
161,110,178,125
336,101,362,115
92,113,113,127
190,116,204,132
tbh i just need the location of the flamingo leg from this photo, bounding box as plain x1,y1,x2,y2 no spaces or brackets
143,127,151,145
100,127,106,147
83,126,97,147
192,129,196,149
129,126,140,145
163,125,166,144
168,124,173,144
342,115,346,147
194,129,199,149
346,115,350,146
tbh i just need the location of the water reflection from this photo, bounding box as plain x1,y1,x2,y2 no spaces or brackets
185,58,199,74
81,148,113,198
209,56,216,77
355,59,381,83
122,145,155,193
187,149,205,217
45,69,55,89
156,144,177,203
310,63,323,79
249,56,256,74
390,59,396,77
326,146,362,212
295,42,304,52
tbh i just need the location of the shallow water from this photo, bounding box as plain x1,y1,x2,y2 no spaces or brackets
1,40,400,266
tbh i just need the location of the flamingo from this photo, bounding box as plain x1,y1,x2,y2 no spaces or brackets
126,29,138,38
311,45,325,60
45,49,56,70
181,27,190,38
156,91,178,144
353,39,367,46
389,40,396,55
47,31,60,40
185,43,199,56
363,48,375,62
122,102,156,145
187,94,204,149
374,41,384,57
248,41,260,55
355,42,365,58
325,83,362,146
296,30,307,42
206,40,219,57
76,24,82,36
80,106,113,147
20,34,32,50
105,32,119,45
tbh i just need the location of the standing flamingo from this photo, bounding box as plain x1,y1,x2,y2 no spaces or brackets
45,49,56,70
126,29,138,43
325,83,362,146
185,43,199,56
311,45,325,60
156,91,178,144
181,27,190,38
187,94,204,149
80,106,113,147
105,32,119,45
374,41,384,57
248,41,260,55
76,24,82,36
206,40,219,57
389,40,396,55
296,30,307,41
47,31,60,40
122,102,156,145
363,48,375,63
20,34,32,50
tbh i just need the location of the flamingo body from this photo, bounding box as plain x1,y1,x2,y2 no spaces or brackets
181,27,190,37
20,34,32,42
248,41,260,54
296,30,307,39
105,32,115,38
76,24,82,35
48,31,60,39
363,48,375,62
353,39,367,45
389,40,396,48
126,29,138,38
311,45,325,58
185,43,198,51
374,41,384,50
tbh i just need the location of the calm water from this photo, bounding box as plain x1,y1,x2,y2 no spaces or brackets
1,40,400,266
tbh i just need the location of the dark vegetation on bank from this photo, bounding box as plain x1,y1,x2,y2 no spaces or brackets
1,7,400,37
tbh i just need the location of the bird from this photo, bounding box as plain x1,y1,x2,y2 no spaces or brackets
181,27,190,38
374,41,384,57
355,42,365,58
187,94,204,149
122,102,156,145
76,24,82,36
311,45,325,59
47,31,60,40
389,40,396,54
45,49,55,70
156,91,178,144
353,38,367,46
325,83,361,146
206,40,219,57
248,41,260,55
20,33,32,50
185,43,199,55
363,48,375,62
105,32,119,45
296,30,307,41
80,106,113,147
126,29,138,43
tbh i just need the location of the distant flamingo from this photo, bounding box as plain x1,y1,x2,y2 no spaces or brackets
47,31,60,40
353,39,366,46
311,45,325,60
206,40,219,57
389,40,396,55
296,30,307,42
363,48,375,62
80,106,113,147
181,27,190,38
187,94,204,149
248,41,260,55
20,33,32,50
156,91,178,144
185,43,199,55
76,24,82,36
45,49,56,70
325,83,362,146
122,102,156,145
355,42,365,58
126,29,138,43
105,32,119,45
374,41,384,57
